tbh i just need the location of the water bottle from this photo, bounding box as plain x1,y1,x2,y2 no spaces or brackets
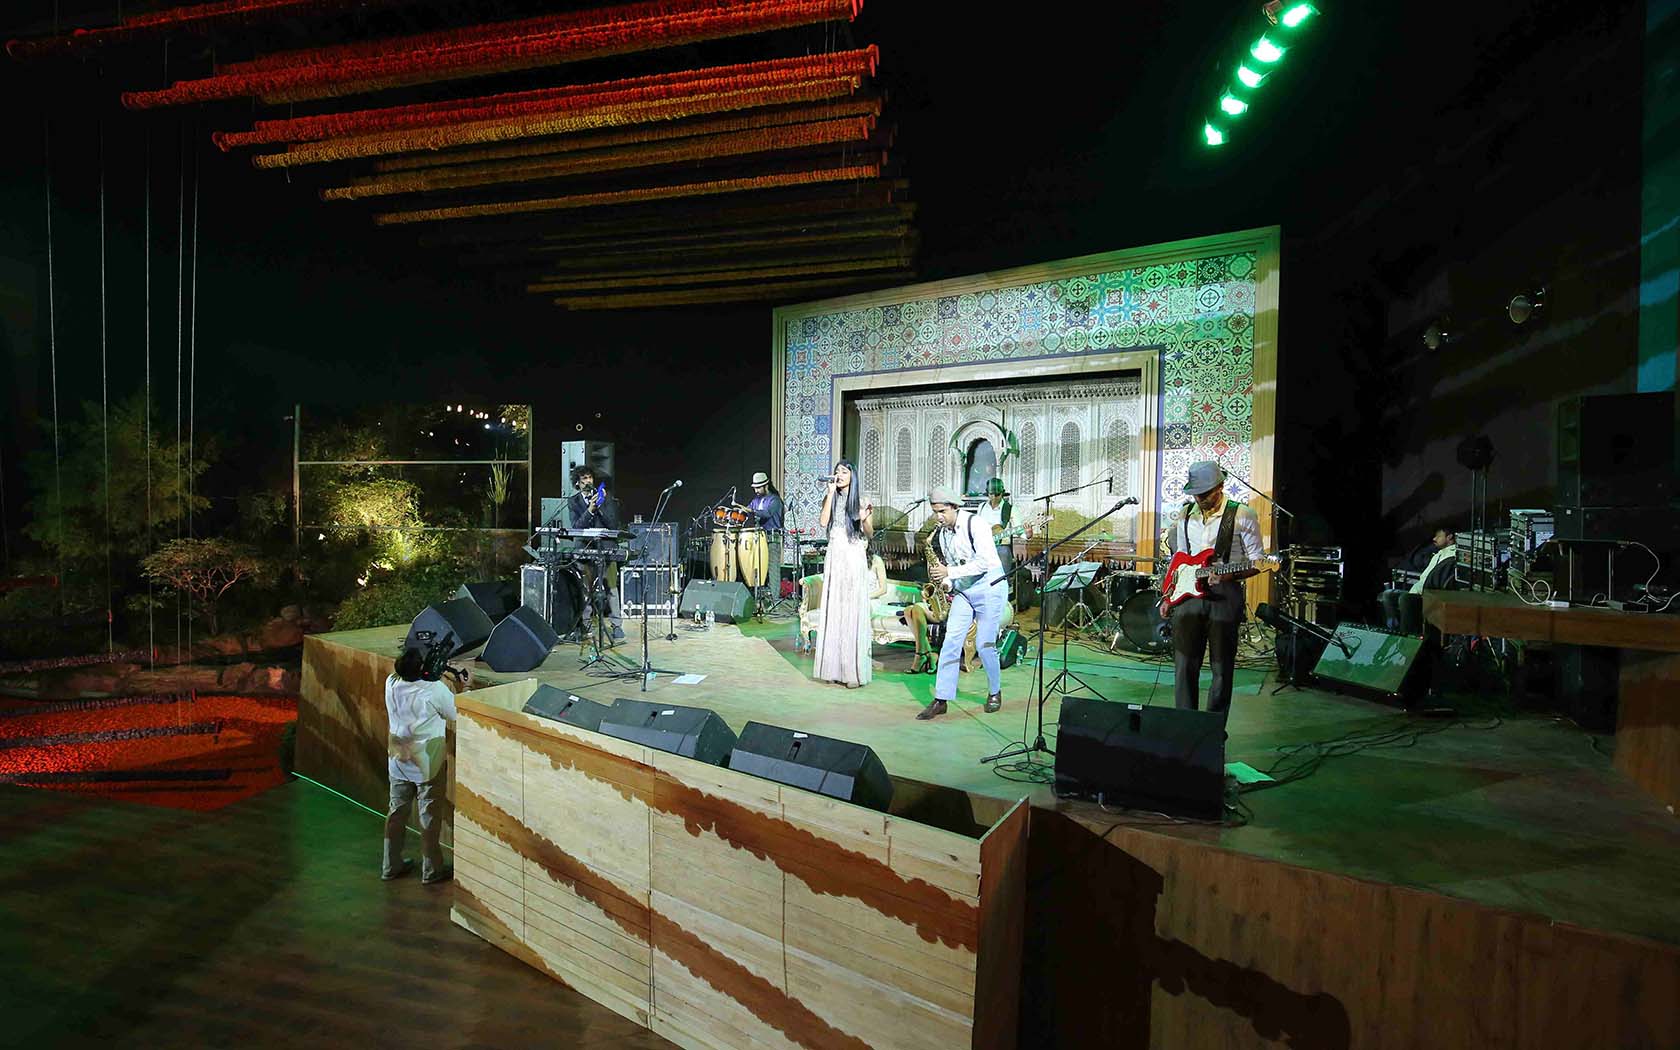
706,609,715,628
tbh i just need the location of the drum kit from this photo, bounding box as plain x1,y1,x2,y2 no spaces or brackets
707,504,778,589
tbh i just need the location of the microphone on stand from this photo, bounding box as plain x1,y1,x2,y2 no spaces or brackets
662,479,684,493
1114,496,1139,508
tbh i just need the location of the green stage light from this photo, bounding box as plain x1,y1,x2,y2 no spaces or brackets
1236,64,1267,89
1204,123,1227,146
1250,35,1285,63
1220,94,1249,116
1280,3,1317,28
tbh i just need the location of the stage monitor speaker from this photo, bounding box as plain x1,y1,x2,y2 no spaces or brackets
728,722,894,811
481,606,560,672
678,580,755,623
997,627,1025,669
455,580,518,622
1053,699,1227,820
599,698,736,765
1311,624,1427,703
405,597,493,658
1557,392,1675,508
522,685,614,732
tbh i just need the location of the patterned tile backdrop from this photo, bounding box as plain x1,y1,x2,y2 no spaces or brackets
779,249,1260,533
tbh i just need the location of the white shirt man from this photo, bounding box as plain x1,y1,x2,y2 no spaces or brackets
383,648,465,884
920,490,1008,720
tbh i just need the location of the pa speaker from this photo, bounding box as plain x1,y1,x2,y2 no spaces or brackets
678,580,755,624
455,580,518,622
481,606,560,672
1054,699,1227,819
1311,624,1426,703
522,685,614,732
728,722,893,811
405,597,493,658
600,698,736,765
1557,392,1674,508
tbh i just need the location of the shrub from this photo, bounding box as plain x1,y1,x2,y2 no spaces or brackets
331,561,468,631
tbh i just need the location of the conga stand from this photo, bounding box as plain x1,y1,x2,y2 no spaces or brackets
983,498,1130,768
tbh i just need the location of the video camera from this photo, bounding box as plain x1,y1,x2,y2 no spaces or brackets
411,630,466,683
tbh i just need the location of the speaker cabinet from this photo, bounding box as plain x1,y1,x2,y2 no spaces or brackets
1311,624,1427,702
599,698,736,765
728,722,893,811
997,627,1025,669
623,565,680,617
455,580,518,622
481,606,560,672
1054,699,1228,819
405,597,493,658
678,580,755,623
522,685,613,732
1557,392,1675,508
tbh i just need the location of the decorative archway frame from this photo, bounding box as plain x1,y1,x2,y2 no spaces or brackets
772,225,1280,594
950,417,1005,496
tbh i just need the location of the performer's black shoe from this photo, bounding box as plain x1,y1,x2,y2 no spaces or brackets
381,858,414,881
611,626,626,643
916,700,948,720
984,693,1002,713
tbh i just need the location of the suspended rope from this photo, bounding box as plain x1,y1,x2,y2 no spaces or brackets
175,124,185,656
44,120,64,615
187,136,200,653
144,127,155,669
100,119,113,654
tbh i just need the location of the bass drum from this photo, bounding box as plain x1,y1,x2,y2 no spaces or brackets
1116,587,1172,653
735,528,771,587
709,529,738,582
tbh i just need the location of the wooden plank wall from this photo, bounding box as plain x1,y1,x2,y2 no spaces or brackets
1615,651,1680,815
1025,810,1680,1050
449,698,1027,1050
298,635,399,815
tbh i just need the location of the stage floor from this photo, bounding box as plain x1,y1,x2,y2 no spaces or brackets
322,614,1680,949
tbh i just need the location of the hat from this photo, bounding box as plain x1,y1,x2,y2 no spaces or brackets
928,487,960,508
1182,460,1225,496
751,471,769,486
985,478,1007,496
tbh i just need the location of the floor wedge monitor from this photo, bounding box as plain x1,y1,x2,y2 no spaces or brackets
728,722,894,811
481,606,560,673
599,698,736,765
1311,624,1427,704
1054,698,1228,820
405,597,493,658
678,580,755,623
521,685,613,732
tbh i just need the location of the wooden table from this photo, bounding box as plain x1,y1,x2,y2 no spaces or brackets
1423,590,1680,814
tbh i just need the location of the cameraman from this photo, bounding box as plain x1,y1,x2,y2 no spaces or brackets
383,646,469,885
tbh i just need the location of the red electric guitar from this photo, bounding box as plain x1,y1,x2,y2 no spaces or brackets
1157,550,1281,616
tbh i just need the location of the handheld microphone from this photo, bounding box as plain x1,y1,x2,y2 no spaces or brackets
818,475,839,482
1107,475,1113,494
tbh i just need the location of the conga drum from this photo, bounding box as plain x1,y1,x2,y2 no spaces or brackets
736,528,770,587
709,529,738,581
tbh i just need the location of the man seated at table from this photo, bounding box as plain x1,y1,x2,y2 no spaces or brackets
1380,526,1457,634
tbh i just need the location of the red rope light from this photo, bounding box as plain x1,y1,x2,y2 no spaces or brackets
6,0,399,59
372,162,881,225
373,97,882,173
122,0,861,109
214,48,878,148
321,116,875,200
252,77,861,167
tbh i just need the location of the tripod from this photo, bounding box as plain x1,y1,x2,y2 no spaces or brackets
982,497,1135,767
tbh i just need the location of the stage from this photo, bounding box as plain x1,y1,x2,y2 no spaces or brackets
299,614,1680,1048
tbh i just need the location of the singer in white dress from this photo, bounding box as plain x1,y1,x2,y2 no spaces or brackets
811,461,875,688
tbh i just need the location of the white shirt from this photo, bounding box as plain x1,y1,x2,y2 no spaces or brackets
386,675,458,783
939,510,1003,589
973,499,1006,536
1411,544,1456,595
1178,501,1265,564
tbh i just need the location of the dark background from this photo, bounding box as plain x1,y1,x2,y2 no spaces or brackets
0,0,1656,606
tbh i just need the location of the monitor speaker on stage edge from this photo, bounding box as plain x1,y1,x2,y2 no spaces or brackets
599,698,738,765
455,580,518,622
1311,625,1427,703
1054,699,1227,820
481,606,561,673
405,597,493,658
729,722,894,811
522,685,614,732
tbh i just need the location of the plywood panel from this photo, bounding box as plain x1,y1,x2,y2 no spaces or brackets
1615,651,1680,814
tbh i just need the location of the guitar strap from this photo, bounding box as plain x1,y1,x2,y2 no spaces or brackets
1214,500,1239,564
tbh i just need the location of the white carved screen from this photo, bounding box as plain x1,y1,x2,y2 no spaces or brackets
852,379,1144,540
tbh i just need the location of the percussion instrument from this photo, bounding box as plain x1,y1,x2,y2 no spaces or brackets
735,527,773,588
712,505,752,527
710,529,738,582
1115,587,1172,653
1106,570,1154,609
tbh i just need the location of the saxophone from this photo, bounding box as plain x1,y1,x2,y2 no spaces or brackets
922,529,951,619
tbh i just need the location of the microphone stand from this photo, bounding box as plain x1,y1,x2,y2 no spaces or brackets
610,482,686,691
982,497,1134,767
1218,459,1299,618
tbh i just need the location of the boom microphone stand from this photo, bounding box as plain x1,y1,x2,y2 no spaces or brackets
608,480,686,691
982,497,1137,767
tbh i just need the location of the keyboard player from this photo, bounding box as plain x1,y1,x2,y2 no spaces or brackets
563,465,625,641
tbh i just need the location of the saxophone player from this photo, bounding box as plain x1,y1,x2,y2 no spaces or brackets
917,488,1007,720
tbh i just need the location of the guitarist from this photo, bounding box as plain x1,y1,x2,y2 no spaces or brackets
976,478,1033,606
1161,460,1265,713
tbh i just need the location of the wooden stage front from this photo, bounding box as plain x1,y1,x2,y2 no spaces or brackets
301,618,1680,1049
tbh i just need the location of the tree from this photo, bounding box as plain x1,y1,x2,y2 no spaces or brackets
140,538,273,635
